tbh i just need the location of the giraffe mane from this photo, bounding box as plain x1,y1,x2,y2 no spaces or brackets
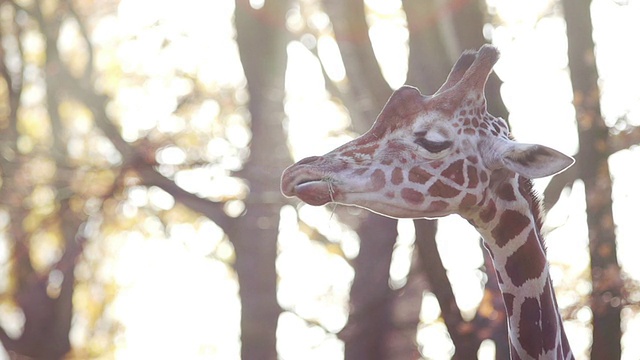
518,175,548,253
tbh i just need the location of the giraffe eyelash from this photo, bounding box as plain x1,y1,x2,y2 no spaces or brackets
414,138,453,153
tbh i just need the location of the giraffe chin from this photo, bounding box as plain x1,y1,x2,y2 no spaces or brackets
293,181,334,206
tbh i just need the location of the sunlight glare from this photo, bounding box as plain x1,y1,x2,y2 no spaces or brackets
297,205,360,259
478,339,496,360
277,312,343,360
112,230,240,359
389,219,416,289
609,148,640,279
420,293,441,324
366,6,408,89
485,0,553,27
285,40,355,159
418,322,454,360
622,309,640,360
0,303,24,339
249,0,265,10
147,186,175,211
591,0,640,127
156,146,187,165
276,206,352,345
317,36,346,82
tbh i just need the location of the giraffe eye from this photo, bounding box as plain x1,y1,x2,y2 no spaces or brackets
414,138,452,153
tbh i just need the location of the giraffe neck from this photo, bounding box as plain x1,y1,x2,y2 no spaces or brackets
467,173,573,360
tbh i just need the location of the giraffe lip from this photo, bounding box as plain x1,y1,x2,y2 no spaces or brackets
280,176,317,197
291,179,334,206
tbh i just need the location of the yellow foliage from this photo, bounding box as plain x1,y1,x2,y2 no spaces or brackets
17,107,52,144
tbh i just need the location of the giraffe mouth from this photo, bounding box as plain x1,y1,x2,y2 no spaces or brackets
289,179,335,206
281,171,338,206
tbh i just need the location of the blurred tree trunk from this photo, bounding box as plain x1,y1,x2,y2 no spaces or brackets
339,215,399,360
320,2,401,359
29,1,292,359
387,268,427,360
18,1,293,359
404,0,509,358
562,0,623,358
234,1,291,359
404,0,451,94
0,3,86,358
413,221,509,360
323,0,393,131
448,0,507,120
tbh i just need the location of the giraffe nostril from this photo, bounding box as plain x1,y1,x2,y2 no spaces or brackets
296,156,322,166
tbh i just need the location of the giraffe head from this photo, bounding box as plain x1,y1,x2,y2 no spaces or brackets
281,45,574,220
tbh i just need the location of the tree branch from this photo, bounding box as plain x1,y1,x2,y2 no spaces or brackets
322,0,392,133
135,166,233,230
55,50,235,234
62,0,94,82
609,125,640,153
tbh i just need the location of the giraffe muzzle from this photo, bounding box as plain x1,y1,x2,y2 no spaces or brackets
281,158,337,206
289,179,334,206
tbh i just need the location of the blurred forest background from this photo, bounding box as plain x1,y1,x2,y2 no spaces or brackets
0,0,639,359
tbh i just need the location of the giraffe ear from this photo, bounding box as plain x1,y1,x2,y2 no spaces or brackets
487,140,575,179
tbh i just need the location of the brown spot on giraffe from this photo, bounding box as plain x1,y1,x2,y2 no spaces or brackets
401,188,425,205
428,180,461,198
467,164,479,189
408,166,432,184
479,199,497,223
503,292,515,318
428,200,448,212
491,210,530,247
496,182,517,201
541,280,559,353
391,167,403,185
519,296,544,358
441,159,465,186
371,169,386,191
479,170,488,183
460,193,477,209
505,230,546,287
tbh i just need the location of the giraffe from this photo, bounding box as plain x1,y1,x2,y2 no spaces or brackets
281,45,575,359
